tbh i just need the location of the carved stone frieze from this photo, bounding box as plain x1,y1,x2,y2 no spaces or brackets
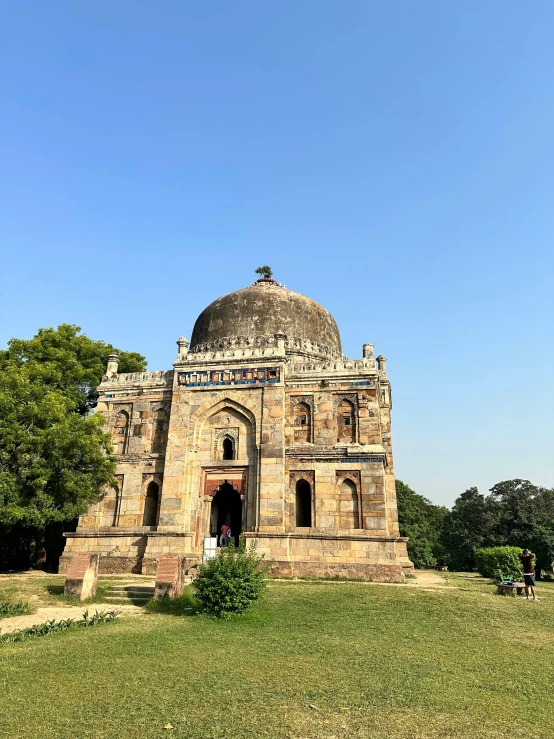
290,359,377,373
188,334,342,361
101,370,173,386
178,366,280,387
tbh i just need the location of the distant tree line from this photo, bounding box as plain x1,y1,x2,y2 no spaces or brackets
396,479,554,573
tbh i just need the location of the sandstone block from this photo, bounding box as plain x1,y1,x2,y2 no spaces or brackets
154,555,187,599
64,553,99,601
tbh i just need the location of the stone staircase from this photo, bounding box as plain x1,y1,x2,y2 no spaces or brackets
103,583,155,606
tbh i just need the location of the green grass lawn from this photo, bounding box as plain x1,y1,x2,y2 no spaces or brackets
0,573,153,612
1,576,553,739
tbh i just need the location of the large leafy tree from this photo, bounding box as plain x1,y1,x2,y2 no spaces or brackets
441,481,554,572
440,487,502,570
396,480,448,568
489,479,544,545
489,480,554,570
0,325,146,567
0,323,145,415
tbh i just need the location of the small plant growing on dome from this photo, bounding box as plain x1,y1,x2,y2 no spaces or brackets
255,265,273,279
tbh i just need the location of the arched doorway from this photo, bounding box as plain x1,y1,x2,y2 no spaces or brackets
210,482,243,546
143,481,160,527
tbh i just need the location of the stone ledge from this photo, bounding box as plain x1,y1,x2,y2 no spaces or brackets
245,532,408,543
63,530,193,539
268,560,405,583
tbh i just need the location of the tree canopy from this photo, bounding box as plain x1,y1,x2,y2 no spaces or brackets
439,487,501,571
0,364,115,528
0,323,146,415
397,478,554,573
441,480,554,571
395,480,448,568
0,325,146,566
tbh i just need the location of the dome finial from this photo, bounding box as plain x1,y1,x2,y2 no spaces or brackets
255,265,273,279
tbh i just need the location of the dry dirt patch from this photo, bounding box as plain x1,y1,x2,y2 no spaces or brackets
0,603,142,634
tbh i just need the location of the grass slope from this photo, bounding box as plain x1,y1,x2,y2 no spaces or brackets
0,574,153,611
1,577,553,739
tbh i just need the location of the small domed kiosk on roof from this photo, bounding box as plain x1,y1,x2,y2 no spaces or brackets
62,268,413,581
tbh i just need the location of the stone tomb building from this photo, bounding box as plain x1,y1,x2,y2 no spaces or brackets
61,277,413,581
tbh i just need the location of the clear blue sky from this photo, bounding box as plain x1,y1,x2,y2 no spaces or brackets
2,2,553,506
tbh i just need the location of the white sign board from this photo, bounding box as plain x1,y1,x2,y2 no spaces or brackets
203,536,218,562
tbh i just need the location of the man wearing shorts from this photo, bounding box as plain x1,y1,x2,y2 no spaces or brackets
520,549,537,600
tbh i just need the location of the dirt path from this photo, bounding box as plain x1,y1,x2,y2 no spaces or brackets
0,604,143,635
407,570,449,587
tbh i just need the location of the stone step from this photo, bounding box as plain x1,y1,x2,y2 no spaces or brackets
103,595,151,604
108,585,154,595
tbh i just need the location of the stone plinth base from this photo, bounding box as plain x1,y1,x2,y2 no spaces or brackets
59,530,195,575
269,560,405,581
244,532,412,582
142,533,195,566
58,529,413,582
63,553,99,600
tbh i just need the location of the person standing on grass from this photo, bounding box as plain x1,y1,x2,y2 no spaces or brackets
520,549,538,600
220,521,231,546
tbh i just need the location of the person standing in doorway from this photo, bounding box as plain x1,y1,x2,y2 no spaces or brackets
520,549,538,600
220,521,231,546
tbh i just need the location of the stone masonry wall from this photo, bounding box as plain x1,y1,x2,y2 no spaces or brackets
62,341,413,580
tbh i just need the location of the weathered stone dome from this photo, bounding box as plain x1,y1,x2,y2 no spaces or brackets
190,278,342,358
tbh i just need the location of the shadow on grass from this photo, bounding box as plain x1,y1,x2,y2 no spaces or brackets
45,584,114,606
47,585,65,596
145,590,200,617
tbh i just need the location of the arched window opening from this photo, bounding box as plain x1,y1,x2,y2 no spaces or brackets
339,478,360,529
293,402,311,444
152,408,168,453
102,483,121,527
295,479,312,527
143,481,160,527
222,437,235,460
112,484,122,527
337,399,356,443
113,410,129,454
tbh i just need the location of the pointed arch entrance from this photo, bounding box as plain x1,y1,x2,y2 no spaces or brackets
210,481,243,547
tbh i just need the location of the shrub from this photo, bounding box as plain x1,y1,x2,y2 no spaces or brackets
0,599,30,618
475,546,523,581
194,537,267,619
145,589,199,616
